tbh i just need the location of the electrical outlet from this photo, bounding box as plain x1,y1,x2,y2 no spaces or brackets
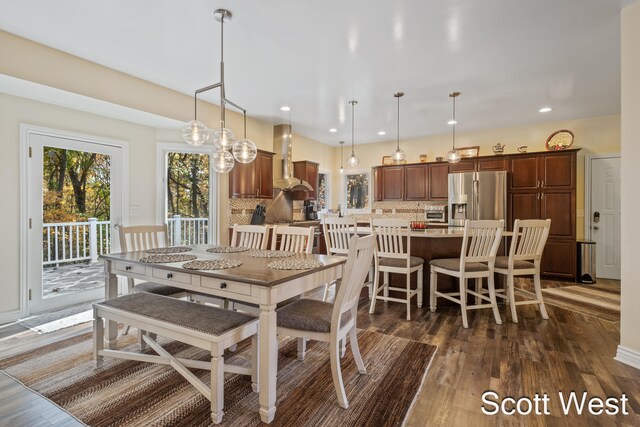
376,209,382,214
392,208,397,214
577,210,584,218
129,205,140,216
242,209,246,216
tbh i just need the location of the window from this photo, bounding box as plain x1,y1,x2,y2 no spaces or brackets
342,171,370,212
317,171,330,211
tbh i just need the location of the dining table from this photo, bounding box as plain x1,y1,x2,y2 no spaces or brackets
101,245,346,423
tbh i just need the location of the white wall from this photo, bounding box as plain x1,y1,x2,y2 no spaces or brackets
618,1,640,366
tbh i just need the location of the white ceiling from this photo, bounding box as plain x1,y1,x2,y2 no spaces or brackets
0,0,622,146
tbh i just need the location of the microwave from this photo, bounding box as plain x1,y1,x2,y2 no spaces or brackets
424,205,447,223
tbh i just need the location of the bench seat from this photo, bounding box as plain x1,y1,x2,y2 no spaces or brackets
93,292,258,424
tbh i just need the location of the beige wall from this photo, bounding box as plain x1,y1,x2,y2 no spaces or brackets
619,1,640,360
329,115,621,239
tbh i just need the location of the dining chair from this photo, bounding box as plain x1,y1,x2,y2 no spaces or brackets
429,219,504,328
494,219,551,323
118,224,189,334
368,218,424,321
322,217,374,302
230,224,270,249
276,234,376,409
270,225,314,253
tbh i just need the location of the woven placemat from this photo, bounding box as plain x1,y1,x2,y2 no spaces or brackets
139,254,197,263
249,249,296,258
206,246,250,254
182,259,243,270
146,246,192,254
268,259,324,270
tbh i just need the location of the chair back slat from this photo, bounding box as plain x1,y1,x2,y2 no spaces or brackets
271,226,314,254
118,225,168,252
461,220,503,264
231,224,269,250
510,219,551,263
323,217,357,256
371,219,410,261
332,234,377,323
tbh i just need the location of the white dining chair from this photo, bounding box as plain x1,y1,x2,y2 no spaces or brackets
230,224,270,250
270,225,314,253
368,218,424,321
276,234,376,409
322,217,374,302
429,219,504,328
494,219,551,323
118,224,189,335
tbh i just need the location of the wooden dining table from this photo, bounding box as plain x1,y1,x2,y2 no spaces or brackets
101,245,346,423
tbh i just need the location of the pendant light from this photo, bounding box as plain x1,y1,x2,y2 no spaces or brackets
182,9,257,172
339,140,345,174
446,91,462,164
391,91,406,162
347,100,360,167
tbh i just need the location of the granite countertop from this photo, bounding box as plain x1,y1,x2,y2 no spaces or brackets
354,226,512,238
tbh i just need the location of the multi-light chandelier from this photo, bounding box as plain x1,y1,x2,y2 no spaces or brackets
182,9,257,173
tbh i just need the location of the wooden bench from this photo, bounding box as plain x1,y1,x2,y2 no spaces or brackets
93,292,259,424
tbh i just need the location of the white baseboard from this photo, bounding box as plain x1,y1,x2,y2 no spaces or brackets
0,310,22,326
615,345,640,370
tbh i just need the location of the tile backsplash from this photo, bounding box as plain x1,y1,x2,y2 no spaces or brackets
229,199,304,226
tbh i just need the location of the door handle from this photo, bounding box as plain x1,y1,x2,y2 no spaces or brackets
593,211,600,223
593,226,600,230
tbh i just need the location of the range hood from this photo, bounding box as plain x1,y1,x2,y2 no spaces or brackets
272,124,313,191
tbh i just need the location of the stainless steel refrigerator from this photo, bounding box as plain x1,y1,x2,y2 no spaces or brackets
448,171,507,227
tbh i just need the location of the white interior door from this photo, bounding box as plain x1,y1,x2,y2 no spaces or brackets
27,133,124,314
590,156,621,279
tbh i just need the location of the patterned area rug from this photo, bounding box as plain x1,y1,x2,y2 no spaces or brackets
0,329,436,427
517,280,620,322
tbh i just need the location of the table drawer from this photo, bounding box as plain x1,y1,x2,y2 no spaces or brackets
113,261,145,276
152,268,192,285
201,277,252,296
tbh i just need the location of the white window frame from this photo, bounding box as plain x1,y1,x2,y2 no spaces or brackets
318,168,331,212
341,168,372,214
156,143,218,244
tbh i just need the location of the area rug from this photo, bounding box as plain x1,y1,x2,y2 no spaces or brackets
0,329,436,427
518,281,620,322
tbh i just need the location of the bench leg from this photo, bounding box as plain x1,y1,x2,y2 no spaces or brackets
139,330,147,351
211,348,225,424
93,312,104,368
297,337,306,361
251,335,259,393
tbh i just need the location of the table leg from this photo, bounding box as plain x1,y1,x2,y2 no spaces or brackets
104,261,118,349
258,303,277,423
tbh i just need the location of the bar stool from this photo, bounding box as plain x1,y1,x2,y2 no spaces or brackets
494,219,551,323
368,219,424,321
429,220,503,328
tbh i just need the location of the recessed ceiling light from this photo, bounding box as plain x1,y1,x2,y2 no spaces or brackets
329,128,337,133
377,131,386,136
448,120,457,125
539,107,552,113
280,105,291,112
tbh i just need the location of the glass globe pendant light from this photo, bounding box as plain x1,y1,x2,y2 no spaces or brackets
339,140,345,174
231,112,257,163
211,148,235,173
182,96,209,146
391,91,406,162
447,92,461,164
347,100,360,167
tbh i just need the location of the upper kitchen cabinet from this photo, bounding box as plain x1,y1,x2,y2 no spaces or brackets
509,150,576,191
292,160,319,200
381,166,405,200
404,164,428,200
509,155,539,190
449,157,507,173
428,163,449,200
229,150,274,199
448,159,476,173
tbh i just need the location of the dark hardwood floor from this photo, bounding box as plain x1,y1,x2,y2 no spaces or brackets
0,279,636,426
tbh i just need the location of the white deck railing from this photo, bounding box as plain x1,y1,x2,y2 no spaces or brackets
43,218,111,266
43,215,209,266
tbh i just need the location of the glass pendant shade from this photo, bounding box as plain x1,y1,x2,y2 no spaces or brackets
232,138,257,163
347,153,360,167
213,127,236,150
211,149,235,173
182,120,209,146
392,147,406,162
446,149,461,163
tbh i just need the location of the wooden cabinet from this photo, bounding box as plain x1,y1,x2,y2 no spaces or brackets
428,163,449,200
229,150,274,199
292,160,319,200
477,157,507,171
381,166,405,200
373,167,383,201
404,164,428,200
509,152,575,191
448,159,476,173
